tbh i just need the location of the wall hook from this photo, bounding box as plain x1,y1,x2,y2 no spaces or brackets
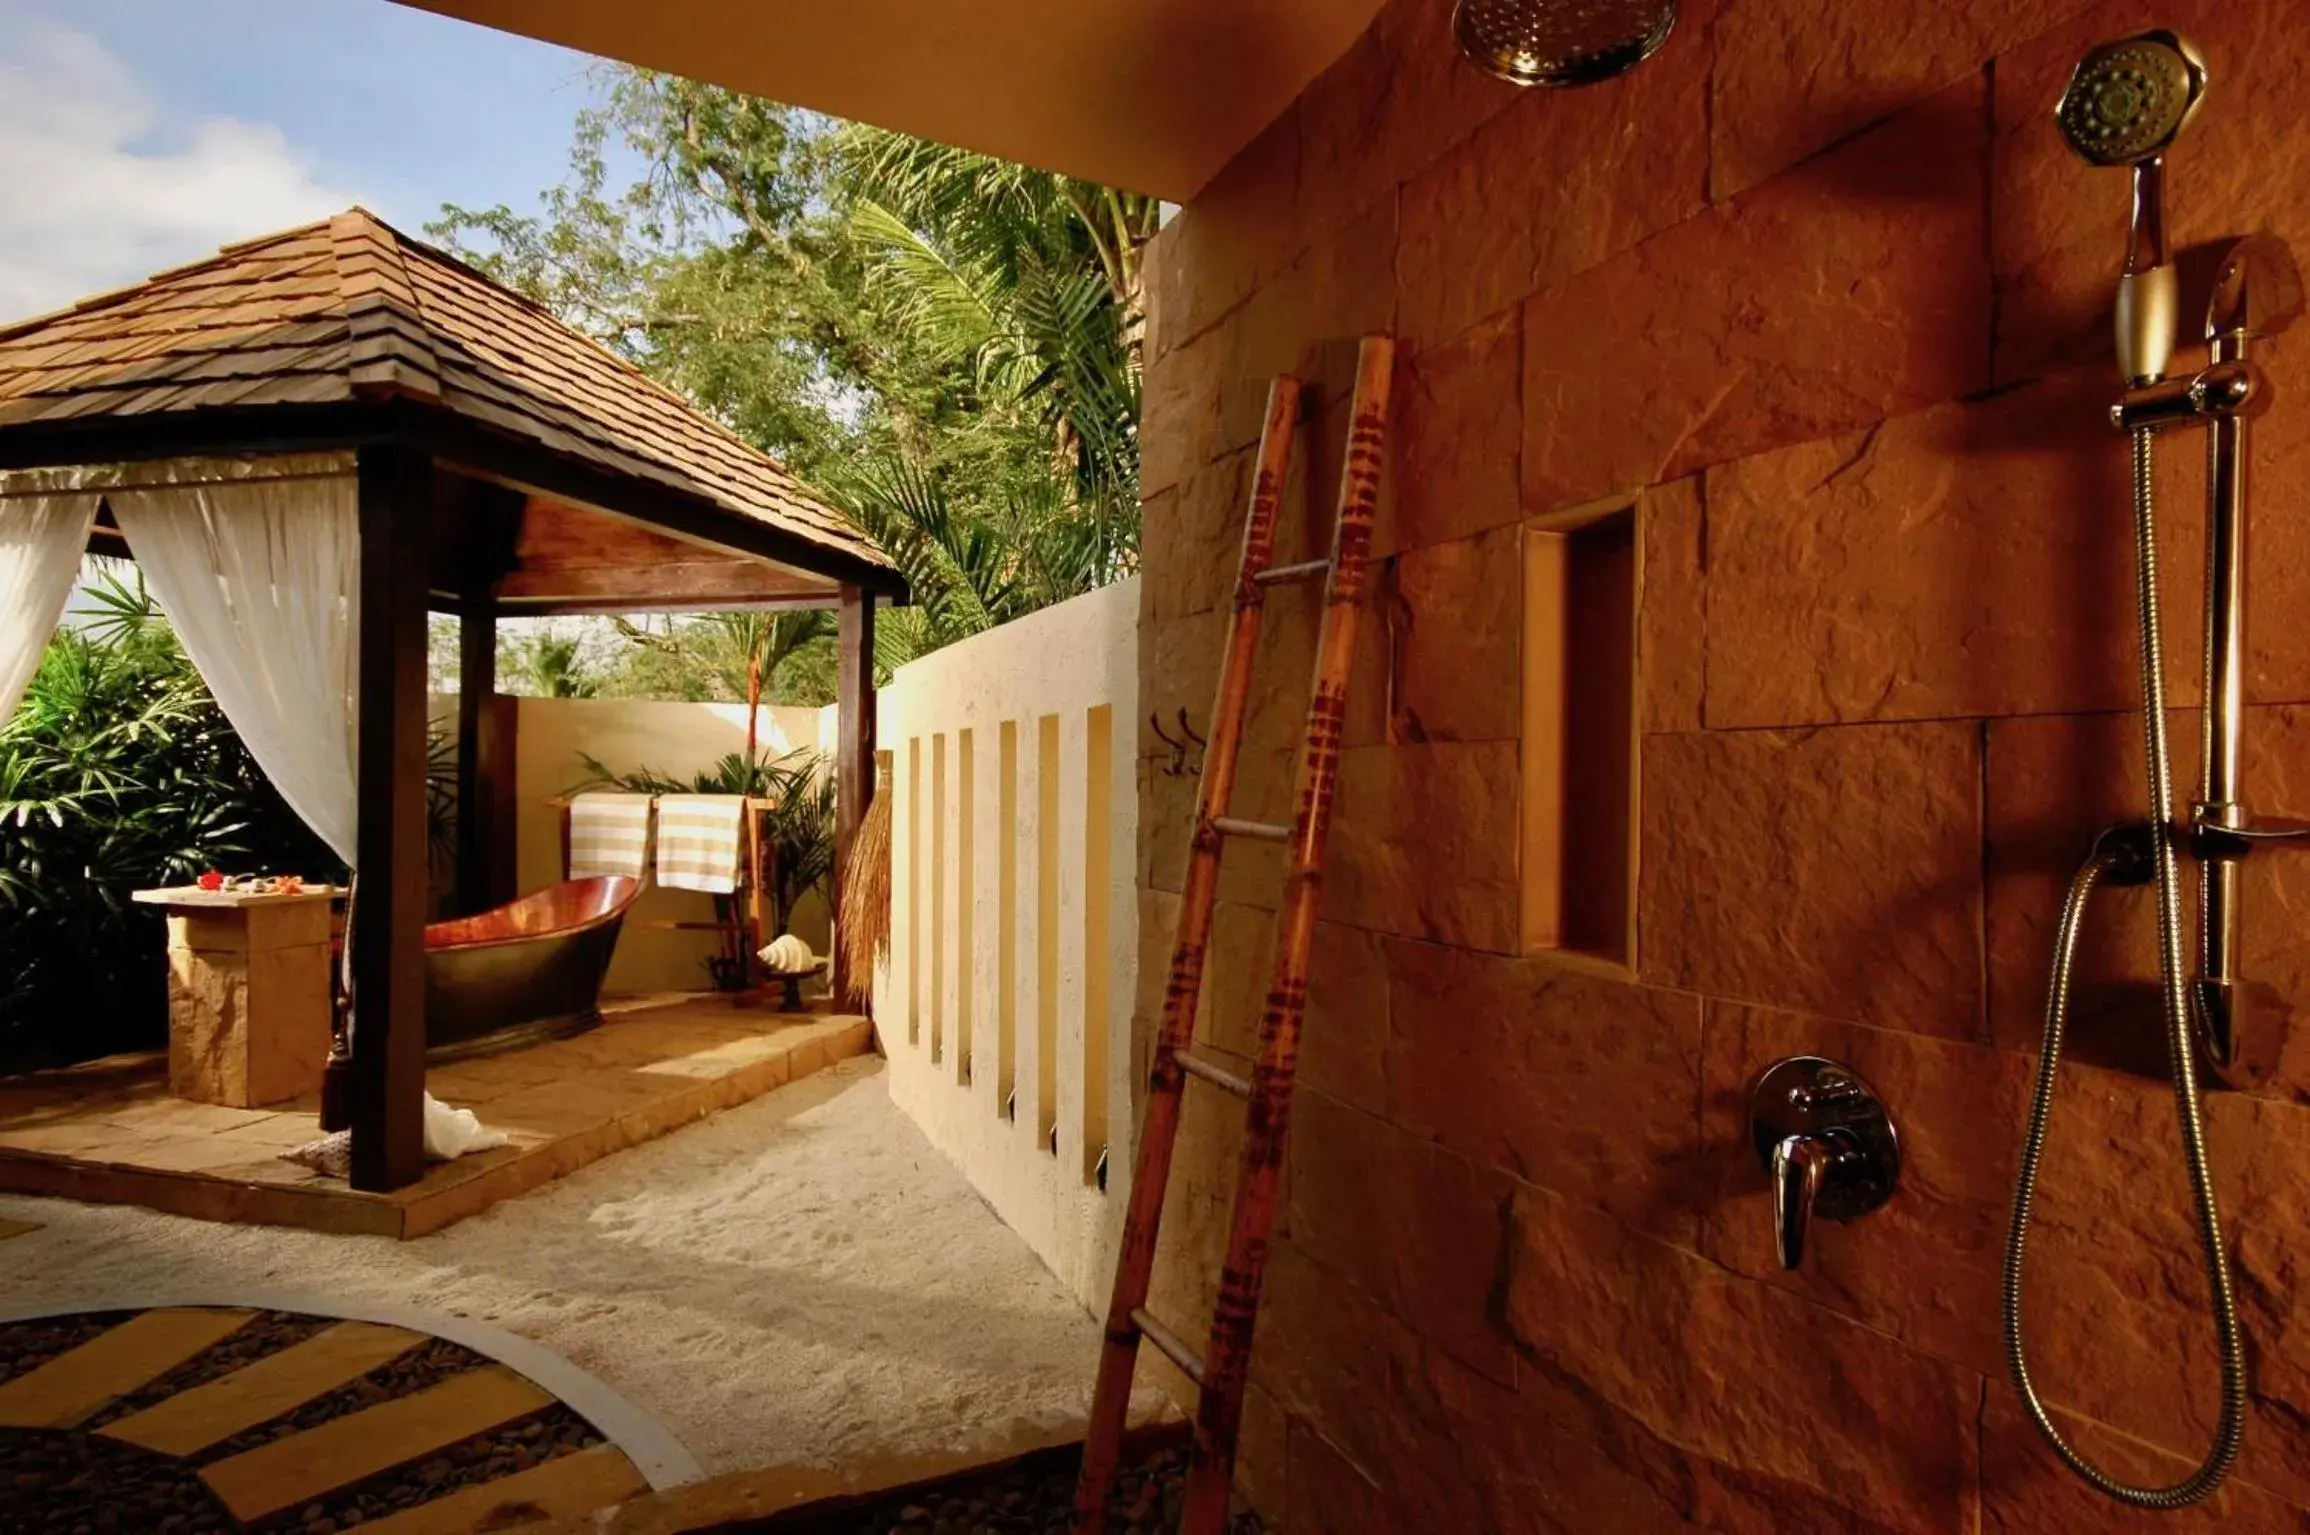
1150,711,1190,778
1177,709,1207,776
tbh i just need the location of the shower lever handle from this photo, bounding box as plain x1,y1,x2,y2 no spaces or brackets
1770,1134,1830,1271
1747,1056,1901,1273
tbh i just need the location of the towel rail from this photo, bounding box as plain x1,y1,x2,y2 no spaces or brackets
547,794,785,993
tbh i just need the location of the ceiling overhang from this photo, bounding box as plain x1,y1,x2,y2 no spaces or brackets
392,0,1384,199
484,497,842,616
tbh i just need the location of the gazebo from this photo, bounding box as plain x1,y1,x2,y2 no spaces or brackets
0,208,905,1192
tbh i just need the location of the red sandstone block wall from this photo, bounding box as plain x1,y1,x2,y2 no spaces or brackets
1133,0,2310,1529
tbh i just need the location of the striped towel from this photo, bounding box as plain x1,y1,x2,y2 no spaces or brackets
568,793,651,879
656,794,746,894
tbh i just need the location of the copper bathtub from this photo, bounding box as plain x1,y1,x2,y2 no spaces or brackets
424,876,641,1059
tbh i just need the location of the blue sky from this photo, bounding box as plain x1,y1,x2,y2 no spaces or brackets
0,0,622,320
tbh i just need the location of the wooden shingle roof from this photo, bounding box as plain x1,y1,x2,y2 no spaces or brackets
0,208,891,580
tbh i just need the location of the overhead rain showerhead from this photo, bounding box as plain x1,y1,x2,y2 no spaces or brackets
1451,0,1678,88
2055,31,2207,167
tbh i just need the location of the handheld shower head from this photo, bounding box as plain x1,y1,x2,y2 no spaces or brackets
2055,31,2209,383
2055,32,2207,167
1451,0,1677,88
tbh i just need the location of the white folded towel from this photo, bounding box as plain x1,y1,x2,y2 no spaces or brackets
568,792,652,879
422,1092,508,1160
656,794,746,893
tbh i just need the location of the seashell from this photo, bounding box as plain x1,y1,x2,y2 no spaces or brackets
759,933,815,972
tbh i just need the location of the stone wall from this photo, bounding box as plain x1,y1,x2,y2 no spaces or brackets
1134,0,2310,1529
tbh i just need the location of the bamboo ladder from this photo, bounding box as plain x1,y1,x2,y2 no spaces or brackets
1073,336,1396,1535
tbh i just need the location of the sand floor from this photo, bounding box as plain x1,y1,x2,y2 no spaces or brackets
0,1056,1108,1477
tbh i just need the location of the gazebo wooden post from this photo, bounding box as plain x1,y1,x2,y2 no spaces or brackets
454,602,498,914
350,443,433,1192
450,478,525,916
832,584,876,1007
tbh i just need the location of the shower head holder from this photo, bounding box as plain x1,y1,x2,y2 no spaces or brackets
2206,234,2305,352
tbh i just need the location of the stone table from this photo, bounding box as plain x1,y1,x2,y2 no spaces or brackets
130,886,340,1108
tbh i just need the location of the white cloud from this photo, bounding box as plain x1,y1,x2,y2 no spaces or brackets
0,21,359,322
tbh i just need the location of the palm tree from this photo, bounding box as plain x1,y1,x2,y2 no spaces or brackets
507,634,599,698
840,129,1154,598
611,610,835,702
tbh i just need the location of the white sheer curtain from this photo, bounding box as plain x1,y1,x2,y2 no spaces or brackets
110,455,360,864
0,478,99,723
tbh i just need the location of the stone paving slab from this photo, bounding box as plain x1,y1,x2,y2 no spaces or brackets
199,1363,556,1522
0,1306,252,1428
100,1319,425,1455
0,999,872,1238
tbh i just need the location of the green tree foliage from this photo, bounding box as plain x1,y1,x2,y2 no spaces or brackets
431,72,1156,687
0,572,341,1065
606,611,836,705
502,632,601,698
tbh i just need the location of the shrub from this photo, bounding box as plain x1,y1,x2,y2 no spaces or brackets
0,572,342,1069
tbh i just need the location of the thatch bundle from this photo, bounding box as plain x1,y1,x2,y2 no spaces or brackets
837,753,893,1009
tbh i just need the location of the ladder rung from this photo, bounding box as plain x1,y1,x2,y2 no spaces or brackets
1209,816,1289,843
1252,558,1330,587
1129,1307,1206,1388
1175,1050,1252,1100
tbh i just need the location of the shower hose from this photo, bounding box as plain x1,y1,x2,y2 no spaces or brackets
2001,427,2249,1508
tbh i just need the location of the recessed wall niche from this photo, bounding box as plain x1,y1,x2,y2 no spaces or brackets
1520,501,1637,965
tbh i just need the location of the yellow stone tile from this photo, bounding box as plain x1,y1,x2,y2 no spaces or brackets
0,1121,134,1157
91,1099,278,1135
353,1445,647,1535
0,1308,253,1428
213,1114,327,1148
127,1134,289,1175
199,1365,555,1522
100,1320,424,1456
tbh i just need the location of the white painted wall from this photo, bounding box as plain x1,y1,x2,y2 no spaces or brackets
877,577,1140,1310
511,697,837,994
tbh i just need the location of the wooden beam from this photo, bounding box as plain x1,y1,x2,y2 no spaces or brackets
0,397,908,601
414,409,907,598
494,499,839,610
426,470,526,607
0,401,387,472
495,559,834,608
351,442,433,1192
832,585,876,1008
492,593,841,618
